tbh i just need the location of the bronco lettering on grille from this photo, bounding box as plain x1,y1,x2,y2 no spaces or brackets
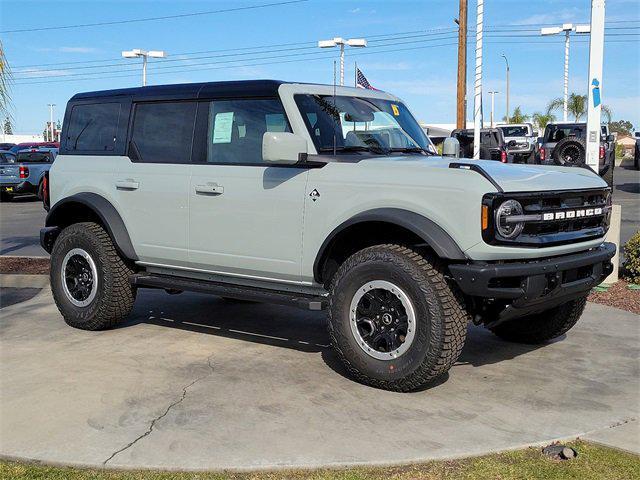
542,208,603,221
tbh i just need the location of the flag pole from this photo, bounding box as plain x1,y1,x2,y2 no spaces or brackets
354,61,357,87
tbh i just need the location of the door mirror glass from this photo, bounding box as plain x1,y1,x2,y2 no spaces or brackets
262,132,307,164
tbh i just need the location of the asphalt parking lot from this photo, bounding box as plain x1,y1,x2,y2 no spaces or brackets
0,165,638,259
0,287,637,470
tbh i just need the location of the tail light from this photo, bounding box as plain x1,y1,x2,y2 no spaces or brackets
42,172,50,210
540,147,546,162
19,165,29,179
500,150,507,163
599,145,605,160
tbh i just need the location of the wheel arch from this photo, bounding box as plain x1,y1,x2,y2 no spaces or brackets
313,208,466,285
45,192,138,261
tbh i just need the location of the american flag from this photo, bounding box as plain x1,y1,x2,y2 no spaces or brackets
356,68,377,90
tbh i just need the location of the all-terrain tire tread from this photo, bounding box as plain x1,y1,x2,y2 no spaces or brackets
51,222,135,330
327,244,469,392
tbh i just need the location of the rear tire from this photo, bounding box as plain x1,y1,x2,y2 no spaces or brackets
327,244,469,392
489,297,587,344
50,222,136,330
602,163,614,186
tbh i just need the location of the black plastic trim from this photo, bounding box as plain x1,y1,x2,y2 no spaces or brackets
132,273,326,310
313,208,466,282
44,192,138,260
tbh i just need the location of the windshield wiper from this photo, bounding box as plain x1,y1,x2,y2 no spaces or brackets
390,147,431,155
318,145,387,154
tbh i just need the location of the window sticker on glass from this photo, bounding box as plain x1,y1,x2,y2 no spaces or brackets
212,111,234,144
391,104,400,116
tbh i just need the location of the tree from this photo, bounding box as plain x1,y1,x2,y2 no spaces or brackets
531,112,555,130
547,93,612,122
609,120,634,136
3,116,12,135
0,41,11,117
502,106,529,124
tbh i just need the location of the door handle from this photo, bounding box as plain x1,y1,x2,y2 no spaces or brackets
195,183,224,195
115,179,139,190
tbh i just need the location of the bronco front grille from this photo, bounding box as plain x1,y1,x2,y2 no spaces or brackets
483,188,611,247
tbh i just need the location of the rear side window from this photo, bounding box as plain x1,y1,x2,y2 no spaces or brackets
66,103,121,152
130,102,197,164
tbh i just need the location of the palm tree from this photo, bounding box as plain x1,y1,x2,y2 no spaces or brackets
547,93,611,122
0,40,11,118
532,112,556,130
502,106,529,124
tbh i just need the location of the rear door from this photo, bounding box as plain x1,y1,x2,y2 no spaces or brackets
188,97,308,283
112,100,196,266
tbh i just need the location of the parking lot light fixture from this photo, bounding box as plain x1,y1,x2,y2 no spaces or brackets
121,49,167,86
540,24,590,121
318,37,367,86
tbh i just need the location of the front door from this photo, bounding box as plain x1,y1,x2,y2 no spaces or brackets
188,98,308,284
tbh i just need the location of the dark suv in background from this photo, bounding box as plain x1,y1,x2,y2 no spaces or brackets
450,128,511,163
539,122,615,185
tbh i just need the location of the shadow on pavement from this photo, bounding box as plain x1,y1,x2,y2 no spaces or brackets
0,287,41,308
0,235,44,255
120,289,548,389
616,182,640,194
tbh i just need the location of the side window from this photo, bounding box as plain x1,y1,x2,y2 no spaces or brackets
66,103,120,152
130,102,197,163
206,98,290,164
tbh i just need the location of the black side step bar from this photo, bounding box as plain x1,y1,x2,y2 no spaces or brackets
131,274,327,311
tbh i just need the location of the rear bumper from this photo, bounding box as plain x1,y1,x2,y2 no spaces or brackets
449,242,615,320
1,181,35,194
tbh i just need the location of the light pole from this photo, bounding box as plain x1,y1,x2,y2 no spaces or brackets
318,37,367,86
541,24,590,121
47,103,55,142
488,91,499,127
500,54,509,123
122,49,167,86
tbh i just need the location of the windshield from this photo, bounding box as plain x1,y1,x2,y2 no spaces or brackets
16,151,52,163
295,94,431,154
500,126,529,137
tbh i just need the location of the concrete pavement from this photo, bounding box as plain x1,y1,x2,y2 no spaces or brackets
0,287,638,470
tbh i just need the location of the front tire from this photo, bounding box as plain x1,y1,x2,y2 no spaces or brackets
50,222,136,330
489,297,587,344
327,244,469,392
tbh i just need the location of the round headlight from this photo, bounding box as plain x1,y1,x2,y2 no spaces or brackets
495,200,524,239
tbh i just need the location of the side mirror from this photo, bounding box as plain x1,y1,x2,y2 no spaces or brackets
607,134,615,142
262,132,307,164
442,137,460,158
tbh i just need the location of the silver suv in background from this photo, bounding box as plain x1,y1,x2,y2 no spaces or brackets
0,147,57,201
40,80,614,391
497,123,538,164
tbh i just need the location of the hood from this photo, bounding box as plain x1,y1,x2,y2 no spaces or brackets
357,155,607,193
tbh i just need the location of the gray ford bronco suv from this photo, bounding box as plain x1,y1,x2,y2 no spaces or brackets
41,80,615,391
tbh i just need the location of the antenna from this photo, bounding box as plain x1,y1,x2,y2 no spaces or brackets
333,60,337,156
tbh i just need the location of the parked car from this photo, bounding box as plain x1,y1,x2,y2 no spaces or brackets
41,80,614,392
497,123,538,163
634,131,640,170
450,128,511,162
8,141,59,154
0,147,57,201
539,122,615,185
0,142,16,150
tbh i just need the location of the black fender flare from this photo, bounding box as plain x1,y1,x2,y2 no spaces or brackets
44,192,138,261
313,208,466,282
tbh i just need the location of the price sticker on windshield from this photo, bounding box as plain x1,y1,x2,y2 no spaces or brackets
391,104,400,116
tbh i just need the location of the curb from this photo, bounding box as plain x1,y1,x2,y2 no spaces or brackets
0,274,49,288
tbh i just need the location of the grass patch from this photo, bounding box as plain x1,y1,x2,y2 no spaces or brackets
1,440,638,480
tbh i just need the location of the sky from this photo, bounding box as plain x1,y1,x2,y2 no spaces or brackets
2,0,639,134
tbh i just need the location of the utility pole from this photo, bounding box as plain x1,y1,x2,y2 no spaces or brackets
488,91,499,127
318,37,367,86
456,0,468,130
586,0,606,170
501,54,510,123
473,0,484,159
122,49,167,86
47,104,55,142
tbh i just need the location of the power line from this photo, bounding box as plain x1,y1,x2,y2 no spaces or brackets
0,0,309,34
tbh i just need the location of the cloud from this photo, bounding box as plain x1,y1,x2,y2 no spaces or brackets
512,8,584,26
348,8,360,13
13,67,71,78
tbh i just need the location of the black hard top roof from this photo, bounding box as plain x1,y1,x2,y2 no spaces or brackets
70,79,289,101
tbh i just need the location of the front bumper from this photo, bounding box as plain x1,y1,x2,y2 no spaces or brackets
449,242,615,321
